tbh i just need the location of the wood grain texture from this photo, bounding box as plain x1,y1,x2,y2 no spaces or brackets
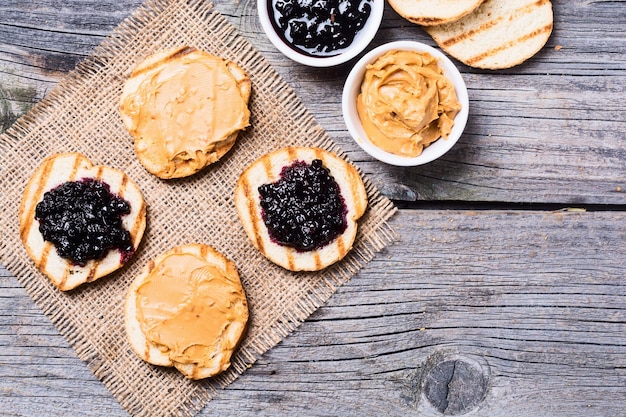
2,209,625,416
1,0,626,415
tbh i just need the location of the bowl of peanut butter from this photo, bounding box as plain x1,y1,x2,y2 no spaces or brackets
342,40,469,166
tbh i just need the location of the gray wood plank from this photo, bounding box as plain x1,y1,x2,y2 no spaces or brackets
1,0,625,204
2,209,625,416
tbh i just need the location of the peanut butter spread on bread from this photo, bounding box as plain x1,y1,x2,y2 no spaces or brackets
135,252,247,370
120,47,250,178
357,50,461,157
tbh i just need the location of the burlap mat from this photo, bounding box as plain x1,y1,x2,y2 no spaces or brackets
0,0,396,416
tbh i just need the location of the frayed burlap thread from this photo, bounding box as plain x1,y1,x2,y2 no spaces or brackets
0,0,396,416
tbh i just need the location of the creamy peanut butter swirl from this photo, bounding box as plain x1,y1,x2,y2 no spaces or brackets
135,252,248,370
357,50,462,157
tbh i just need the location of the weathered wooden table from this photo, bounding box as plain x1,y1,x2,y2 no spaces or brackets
1,1,625,416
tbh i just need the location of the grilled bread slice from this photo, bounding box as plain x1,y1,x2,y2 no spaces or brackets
234,147,368,272
120,46,251,179
425,0,553,69
388,0,485,26
19,153,146,291
125,243,248,380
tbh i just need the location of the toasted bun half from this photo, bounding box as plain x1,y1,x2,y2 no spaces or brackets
425,0,553,69
125,243,248,379
120,46,251,179
388,0,485,26
234,147,368,272
19,153,146,291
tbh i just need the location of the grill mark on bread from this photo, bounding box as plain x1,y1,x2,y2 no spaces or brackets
70,155,84,179
243,175,264,254
525,0,550,13
131,46,195,78
52,155,85,290
286,250,295,270
26,156,60,287
117,172,141,246
313,251,322,270
200,244,210,259
414,16,446,25
440,17,502,47
39,243,52,273
85,264,97,283
143,339,152,363
286,147,298,162
466,23,553,65
437,0,550,48
131,201,147,247
312,147,323,160
262,153,273,178
337,235,347,260
21,157,56,244
59,272,69,291
119,173,128,198
344,163,364,217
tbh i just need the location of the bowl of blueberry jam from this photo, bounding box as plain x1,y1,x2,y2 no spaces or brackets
258,0,384,67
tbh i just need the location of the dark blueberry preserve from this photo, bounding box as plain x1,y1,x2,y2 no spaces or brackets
269,0,373,57
35,178,134,266
258,159,348,252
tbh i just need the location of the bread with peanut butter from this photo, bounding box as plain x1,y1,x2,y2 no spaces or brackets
124,243,248,380
234,147,368,272
425,0,554,69
19,152,146,291
119,46,251,179
388,0,485,26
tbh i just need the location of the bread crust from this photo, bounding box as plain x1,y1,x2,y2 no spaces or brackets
234,147,368,272
388,0,485,26
19,153,146,291
119,46,251,179
425,0,553,69
124,243,248,379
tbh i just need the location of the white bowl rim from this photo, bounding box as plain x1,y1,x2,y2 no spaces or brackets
342,40,470,166
257,0,385,67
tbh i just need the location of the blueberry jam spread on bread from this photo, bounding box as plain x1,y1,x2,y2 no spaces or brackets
35,179,134,266
258,159,348,251
269,0,372,56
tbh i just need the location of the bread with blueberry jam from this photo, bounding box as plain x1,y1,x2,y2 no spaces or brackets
234,147,368,272
19,153,147,291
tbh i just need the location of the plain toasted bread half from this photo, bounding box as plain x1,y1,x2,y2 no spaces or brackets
120,46,251,179
125,243,248,379
19,153,146,291
388,0,485,26
234,147,368,272
425,0,554,69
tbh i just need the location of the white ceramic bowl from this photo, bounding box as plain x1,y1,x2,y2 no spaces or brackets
257,0,384,67
342,41,469,166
